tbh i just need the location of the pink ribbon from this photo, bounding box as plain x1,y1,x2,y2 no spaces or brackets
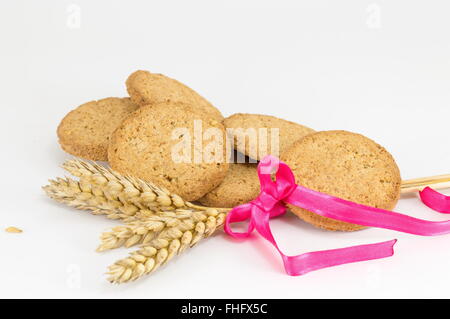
224,155,450,276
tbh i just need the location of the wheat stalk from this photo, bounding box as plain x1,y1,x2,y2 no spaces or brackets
43,159,228,222
106,209,226,283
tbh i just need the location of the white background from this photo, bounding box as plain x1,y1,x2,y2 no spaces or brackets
1,0,450,298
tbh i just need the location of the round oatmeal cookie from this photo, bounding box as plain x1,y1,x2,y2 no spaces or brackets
57,97,139,161
281,130,402,232
223,113,314,161
108,102,229,201
198,163,260,208
126,70,223,121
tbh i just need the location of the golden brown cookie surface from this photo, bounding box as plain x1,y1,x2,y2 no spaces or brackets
198,163,260,208
108,102,229,201
126,70,223,121
57,97,139,161
281,130,402,231
223,113,314,161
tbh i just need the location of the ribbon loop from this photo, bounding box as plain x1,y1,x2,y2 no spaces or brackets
224,155,450,276
223,204,254,239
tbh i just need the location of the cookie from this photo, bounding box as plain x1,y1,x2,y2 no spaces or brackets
108,102,229,201
198,163,260,208
223,113,315,161
126,70,223,121
281,130,402,231
57,97,139,161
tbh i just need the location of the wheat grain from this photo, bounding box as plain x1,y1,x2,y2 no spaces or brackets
106,209,226,283
5,226,22,233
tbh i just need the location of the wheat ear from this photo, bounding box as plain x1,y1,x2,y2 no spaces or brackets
97,210,204,251
43,159,228,221
107,209,226,283
43,176,161,221
43,176,141,221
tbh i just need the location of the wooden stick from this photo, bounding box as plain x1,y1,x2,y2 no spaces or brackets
401,174,450,194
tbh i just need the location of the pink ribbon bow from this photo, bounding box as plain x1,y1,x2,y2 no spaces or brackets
224,155,450,276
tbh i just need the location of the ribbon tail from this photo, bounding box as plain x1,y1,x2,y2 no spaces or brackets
420,187,450,214
287,185,450,236
251,205,396,276
282,239,396,276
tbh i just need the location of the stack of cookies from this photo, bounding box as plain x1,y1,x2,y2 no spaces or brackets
57,70,402,232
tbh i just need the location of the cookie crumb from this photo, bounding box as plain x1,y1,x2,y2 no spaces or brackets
5,226,22,233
